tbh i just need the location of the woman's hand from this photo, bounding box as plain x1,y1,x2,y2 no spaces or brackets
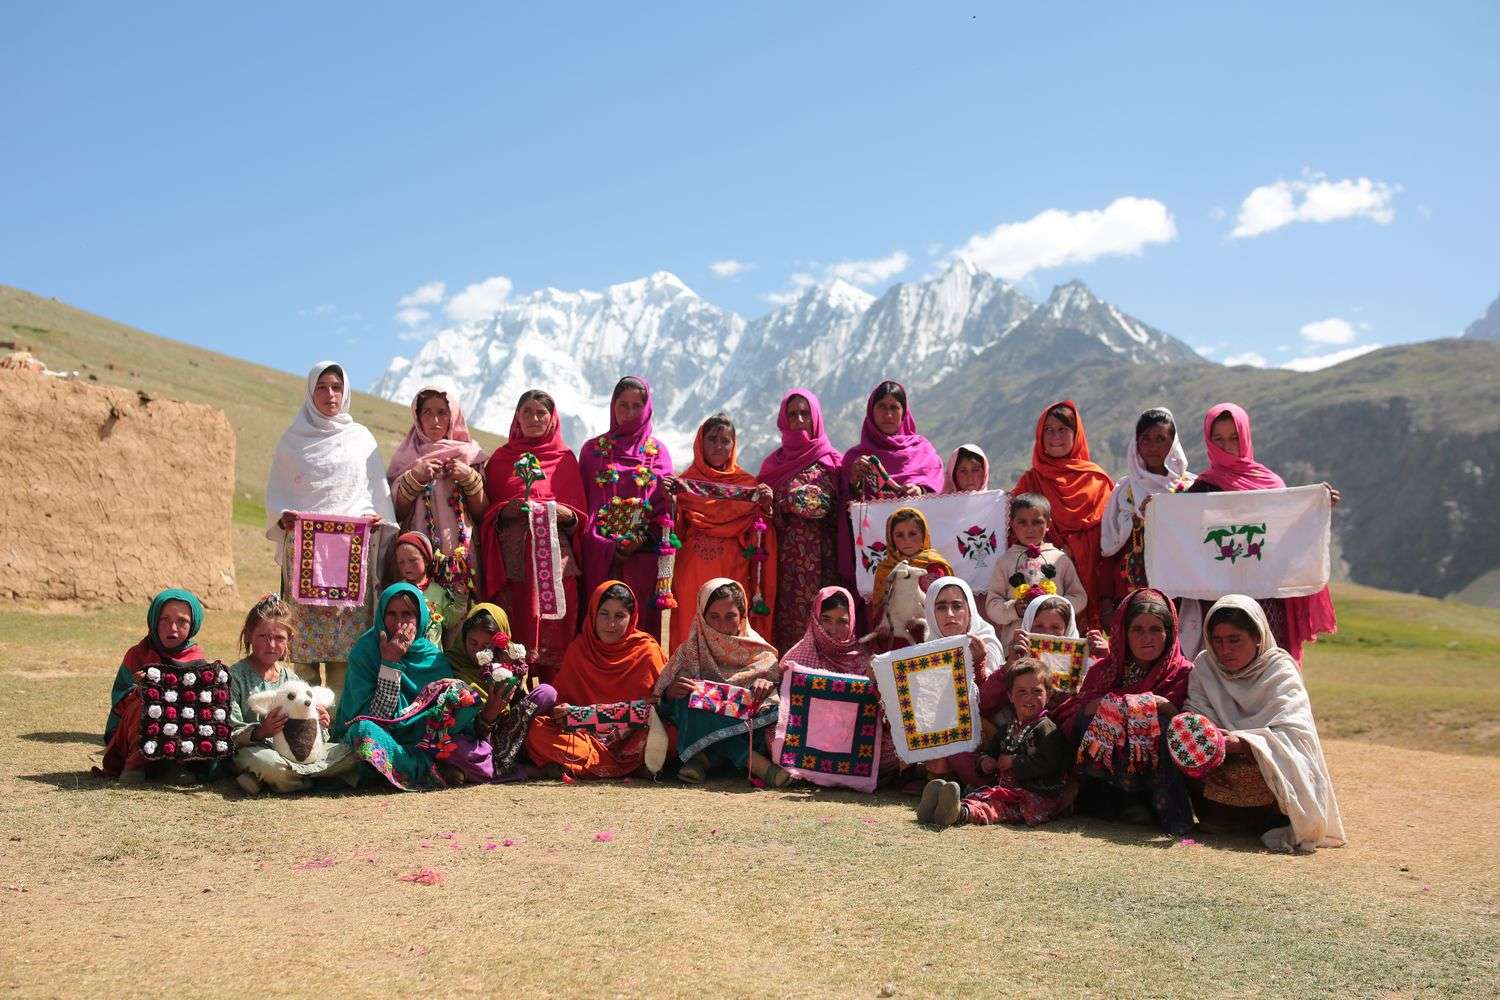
660,475,682,495
666,676,697,700
616,534,643,556
448,459,475,481
1012,597,1031,617
254,707,288,741
852,456,874,482
378,622,416,662
902,484,922,498
411,457,442,485
906,618,928,643
969,636,986,669
277,511,295,531
502,499,526,519
1153,695,1177,715
1223,732,1248,755
978,755,997,775
549,703,571,725
1009,629,1032,660
1085,629,1108,657
750,678,776,702
556,506,577,526
753,483,775,513
1323,482,1342,507
316,705,331,729
994,753,1015,774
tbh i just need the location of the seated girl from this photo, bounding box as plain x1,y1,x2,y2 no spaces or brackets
228,595,356,794
652,578,790,787
921,577,1006,789
868,507,954,647
919,659,1072,827
445,602,558,782
525,582,665,780
1180,596,1346,854
333,582,480,790
1056,587,1196,836
97,588,208,782
388,530,463,647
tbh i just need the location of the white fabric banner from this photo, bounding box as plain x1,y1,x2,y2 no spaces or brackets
870,634,980,764
1145,485,1331,600
848,490,1009,600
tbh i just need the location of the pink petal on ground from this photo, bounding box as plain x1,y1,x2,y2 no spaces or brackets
749,778,767,789
292,858,337,871
502,838,517,848
560,772,575,785
860,816,876,824
419,840,432,849
450,843,462,851
482,842,498,852
398,868,445,886
593,829,616,843
1178,838,1201,847
438,831,456,840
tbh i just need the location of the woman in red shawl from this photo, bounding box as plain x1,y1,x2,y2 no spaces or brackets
1056,587,1195,835
663,413,778,650
758,390,843,653
477,390,587,684
1183,402,1340,663
524,580,666,779
1012,401,1114,629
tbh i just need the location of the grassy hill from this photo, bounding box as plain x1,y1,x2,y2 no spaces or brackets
0,285,504,527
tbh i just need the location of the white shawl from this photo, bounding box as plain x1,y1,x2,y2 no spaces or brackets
265,361,396,552
1185,595,1346,854
1101,407,1194,556
1020,594,1080,638
924,576,1004,681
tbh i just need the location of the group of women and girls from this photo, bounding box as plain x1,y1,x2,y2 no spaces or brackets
96,360,1346,854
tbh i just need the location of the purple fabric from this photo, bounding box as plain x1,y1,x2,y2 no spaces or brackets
838,382,946,495
757,388,843,492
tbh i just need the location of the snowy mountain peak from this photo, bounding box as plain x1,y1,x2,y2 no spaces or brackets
820,278,876,312
610,270,696,301
1046,280,1097,319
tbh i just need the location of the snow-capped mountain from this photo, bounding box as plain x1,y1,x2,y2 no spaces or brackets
374,263,1204,465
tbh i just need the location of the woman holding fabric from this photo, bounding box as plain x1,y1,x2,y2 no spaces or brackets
265,362,396,693
757,390,843,653
444,602,559,782
477,389,586,685
1100,407,1195,601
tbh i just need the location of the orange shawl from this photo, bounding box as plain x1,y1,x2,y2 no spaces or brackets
551,581,666,705
870,507,953,604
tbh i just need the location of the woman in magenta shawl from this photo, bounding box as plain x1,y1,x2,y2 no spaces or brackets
836,381,946,588
578,376,674,641
1184,403,1340,663
758,389,844,652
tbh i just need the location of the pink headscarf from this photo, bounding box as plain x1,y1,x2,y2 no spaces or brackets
1197,403,1284,492
586,375,665,464
942,443,990,493
839,382,945,494
387,383,487,556
781,586,871,677
757,388,843,492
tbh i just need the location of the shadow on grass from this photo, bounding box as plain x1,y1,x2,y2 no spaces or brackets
19,730,100,745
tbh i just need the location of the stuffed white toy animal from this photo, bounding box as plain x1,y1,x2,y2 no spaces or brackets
246,681,336,765
862,560,929,646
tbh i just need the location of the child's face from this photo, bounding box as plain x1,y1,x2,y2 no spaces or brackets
818,604,851,641
418,394,452,440
1210,414,1241,457
932,585,971,637
784,395,813,432
612,389,647,427
249,620,290,665
394,543,427,585
1012,507,1049,546
313,370,344,418
156,599,194,649
1136,423,1174,472
1010,673,1049,722
953,457,985,492
516,398,552,439
702,424,735,470
1126,611,1169,664
871,394,904,435
891,517,925,557
594,599,631,643
383,594,421,637
1209,622,1258,672
465,624,499,657
1031,608,1068,637
1041,413,1075,458
704,595,743,636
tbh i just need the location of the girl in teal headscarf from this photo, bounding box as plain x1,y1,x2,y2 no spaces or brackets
97,588,206,780
335,582,481,789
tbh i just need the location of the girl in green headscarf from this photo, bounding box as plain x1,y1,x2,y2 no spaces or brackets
443,602,558,781
334,582,480,790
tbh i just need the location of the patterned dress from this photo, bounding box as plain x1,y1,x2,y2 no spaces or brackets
770,463,841,653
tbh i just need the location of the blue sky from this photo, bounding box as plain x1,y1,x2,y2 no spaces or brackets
4,2,1497,382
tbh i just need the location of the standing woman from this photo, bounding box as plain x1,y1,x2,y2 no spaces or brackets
1012,400,1114,629
478,389,587,685
265,361,396,693
663,413,777,650
757,389,843,653
578,377,674,641
1184,403,1339,663
1100,407,1195,598
387,382,488,629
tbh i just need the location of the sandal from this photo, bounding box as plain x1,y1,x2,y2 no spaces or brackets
764,763,793,789
678,754,708,784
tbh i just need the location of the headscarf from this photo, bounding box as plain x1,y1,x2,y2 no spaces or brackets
1055,586,1193,730
1120,408,1194,515
333,581,450,736
1186,595,1346,853
1020,594,1080,638
677,418,762,534
839,382,946,495
979,596,1079,717
757,389,842,492
922,576,1003,679
391,531,433,589
781,586,871,678
145,587,205,659
107,587,208,739
386,380,488,556
653,578,779,695
943,444,991,493
443,601,511,690
1196,403,1284,492
871,508,954,604
585,376,668,466
553,581,665,705
265,362,396,546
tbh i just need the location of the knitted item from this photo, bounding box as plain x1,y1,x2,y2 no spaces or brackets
1166,712,1227,779
1078,693,1159,774
1123,693,1161,772
367,665,403,720
1077,694,1126,769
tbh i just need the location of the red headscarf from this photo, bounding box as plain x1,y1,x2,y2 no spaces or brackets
757,389,842,492
392,530,433,589
552,581,665,705
1055,587,1193,731
1196,402,1285,492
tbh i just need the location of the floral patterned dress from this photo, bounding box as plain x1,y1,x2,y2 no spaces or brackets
770,463,842,653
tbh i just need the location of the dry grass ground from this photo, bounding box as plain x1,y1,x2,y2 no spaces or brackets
1,522,1497,998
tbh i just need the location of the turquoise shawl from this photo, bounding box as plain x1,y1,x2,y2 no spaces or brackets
333,582,450,737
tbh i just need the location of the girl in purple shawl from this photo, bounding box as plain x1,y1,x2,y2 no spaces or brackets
578,377,675,640
757,389,844,652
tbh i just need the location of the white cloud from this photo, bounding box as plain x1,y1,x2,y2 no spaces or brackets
1299,317,1358,345
399,281,446,307
1193,344,1217,358
298,303,337,317
444,276,513,322
708,259,754,278
1222,351,1268,368
1281,344,1381,372
395,306,431,328
827,250,910,287
763,272,817,306
952,197,1177,280
1230,171,1400,239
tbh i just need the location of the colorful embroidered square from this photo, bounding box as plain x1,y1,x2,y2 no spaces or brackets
1167,712,1226,779
1028,634,1091,694
688,680,755,719
290,513,371,607
530,501,567,621
138,659,234,762
563,700,651,738
770,666,882,792
871,635,980,764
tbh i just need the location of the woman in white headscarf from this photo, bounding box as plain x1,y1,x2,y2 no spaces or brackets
265,362,396,688
1184,595,1346,854
920,576,1005,789
1101,407,1194,589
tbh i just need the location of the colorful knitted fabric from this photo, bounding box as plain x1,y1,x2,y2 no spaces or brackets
1166,711,1226,779
1077,693,1126,769
1078,693,1160,774
1124,693,1161,772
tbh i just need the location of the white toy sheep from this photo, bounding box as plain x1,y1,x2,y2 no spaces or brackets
246,681,336,765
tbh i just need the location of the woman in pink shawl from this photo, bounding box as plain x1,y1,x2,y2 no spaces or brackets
387,383,488,602
578,376,674,641
1056,587,1195,835
837,381,946,590
758,389,844,652
1184,402,1340,663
